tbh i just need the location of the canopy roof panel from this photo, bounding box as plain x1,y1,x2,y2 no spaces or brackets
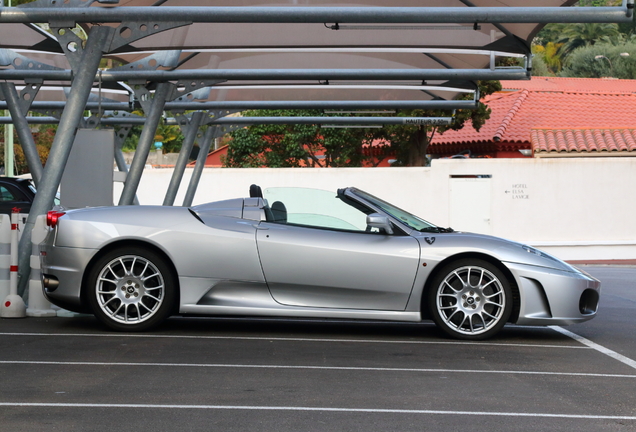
0,0,632,106
0,0,608,54
3,48,488,102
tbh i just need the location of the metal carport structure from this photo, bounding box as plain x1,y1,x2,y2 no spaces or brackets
0,0,633,295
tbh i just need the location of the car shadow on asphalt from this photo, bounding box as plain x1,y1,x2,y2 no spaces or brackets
6,314,576,345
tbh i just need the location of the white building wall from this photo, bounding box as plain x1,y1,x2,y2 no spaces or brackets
114,157,636,261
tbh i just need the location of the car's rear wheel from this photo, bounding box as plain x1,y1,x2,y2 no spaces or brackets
87,246,176,331
428,259,512,340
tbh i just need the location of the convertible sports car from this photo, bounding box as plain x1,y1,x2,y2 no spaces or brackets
40,185,600,340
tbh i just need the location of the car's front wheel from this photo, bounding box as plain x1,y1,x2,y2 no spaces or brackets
428,259,512,340
86,246,177,331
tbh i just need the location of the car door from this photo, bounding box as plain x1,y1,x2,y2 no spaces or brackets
256,188,420,311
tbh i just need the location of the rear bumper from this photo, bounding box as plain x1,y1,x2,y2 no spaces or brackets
505,262,601,326
40,245,98,312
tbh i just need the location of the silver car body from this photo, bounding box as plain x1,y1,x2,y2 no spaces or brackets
40,187,600,330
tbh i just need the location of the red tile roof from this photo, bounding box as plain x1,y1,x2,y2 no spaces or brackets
430,77,636,156
532,128,636,154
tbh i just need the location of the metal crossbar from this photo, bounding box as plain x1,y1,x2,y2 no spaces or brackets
0,5,632,24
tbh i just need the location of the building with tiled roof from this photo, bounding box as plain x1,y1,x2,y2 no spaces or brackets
430,77,636,158
188,144,228,168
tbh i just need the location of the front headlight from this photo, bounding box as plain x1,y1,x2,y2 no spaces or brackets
522,245,542,256
522,245,581,274
522,245,556,260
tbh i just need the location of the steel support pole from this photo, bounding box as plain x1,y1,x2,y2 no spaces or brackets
183,125,216,207
2,0,12,177
16,26,111,297
0,82,43,186
118,82,172,206
163,112,204,206
113,131,139,206
3,110,13,177
114,142,128,173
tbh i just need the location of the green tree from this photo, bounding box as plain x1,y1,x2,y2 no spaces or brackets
225,82,501,168
532,1,628,73
618,12,636,39
559,41,636,78
557,23,621,59
121,112,184,154
577,0,621,6
0,119,55,175
530,55,554,77
532,42,563,75
371,81,501,166
534,23,568,47
9,0,38,5
224,110,373,168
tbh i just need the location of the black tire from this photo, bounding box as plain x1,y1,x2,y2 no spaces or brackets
428,258,512,340
86,246,177,331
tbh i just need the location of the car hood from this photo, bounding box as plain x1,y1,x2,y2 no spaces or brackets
412,230,581,274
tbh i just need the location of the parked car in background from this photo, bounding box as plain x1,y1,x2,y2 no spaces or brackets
0,176,62,215
0,177,36,215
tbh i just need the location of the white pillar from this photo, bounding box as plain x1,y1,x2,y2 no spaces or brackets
27,214,55,317
0,214,11,303
1,209,26,318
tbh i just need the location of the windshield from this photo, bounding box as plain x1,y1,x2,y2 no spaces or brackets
264,187,369,232
351,188,438,232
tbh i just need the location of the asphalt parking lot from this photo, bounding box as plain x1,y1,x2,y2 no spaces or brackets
1,266,635,431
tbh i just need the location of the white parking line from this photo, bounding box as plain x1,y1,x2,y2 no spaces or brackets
0,332,589,349
2,360,634,379
550,326,636,371
1,402,635,420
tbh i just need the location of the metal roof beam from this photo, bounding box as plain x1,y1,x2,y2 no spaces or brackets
0,100,478,110
0,5,632,24
0,115,454,126
0,67,529,81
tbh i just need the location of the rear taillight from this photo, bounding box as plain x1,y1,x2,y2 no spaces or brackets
46,211,66,228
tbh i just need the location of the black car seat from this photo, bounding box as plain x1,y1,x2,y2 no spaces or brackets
270,201,287,223
250,185,276,221
249,184,263,198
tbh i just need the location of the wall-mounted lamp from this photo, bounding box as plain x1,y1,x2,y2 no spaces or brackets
519,149,532,157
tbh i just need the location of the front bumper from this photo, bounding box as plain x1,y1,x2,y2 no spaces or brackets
505,262,601,326
40,245,98,312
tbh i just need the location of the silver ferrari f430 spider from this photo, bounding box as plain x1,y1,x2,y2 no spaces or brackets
40,185,600,340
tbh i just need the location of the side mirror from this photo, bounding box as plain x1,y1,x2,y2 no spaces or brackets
366,213,394,235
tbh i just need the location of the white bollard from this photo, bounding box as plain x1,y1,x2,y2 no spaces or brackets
0,214,11,305
1,208,26,318
27,214,56,317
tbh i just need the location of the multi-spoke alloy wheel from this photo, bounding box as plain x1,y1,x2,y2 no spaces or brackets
428,259,512,340
87,247,176,331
